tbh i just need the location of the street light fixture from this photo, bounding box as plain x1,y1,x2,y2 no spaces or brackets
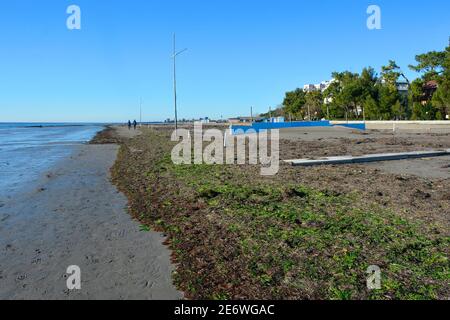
172,34,187,131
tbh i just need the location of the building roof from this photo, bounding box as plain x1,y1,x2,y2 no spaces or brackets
424,80,438,90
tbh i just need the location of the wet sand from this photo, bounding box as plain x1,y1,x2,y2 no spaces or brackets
0,127,182,300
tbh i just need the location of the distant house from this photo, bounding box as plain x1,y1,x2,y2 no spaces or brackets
269,117,285,123
422,80,438,104
228,116,263,124
396,81,409,93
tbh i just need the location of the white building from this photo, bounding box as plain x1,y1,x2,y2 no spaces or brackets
303,84,316,92
303,79,335,93
269,116,285,123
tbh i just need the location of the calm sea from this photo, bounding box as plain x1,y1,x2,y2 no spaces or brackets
0,123,104,201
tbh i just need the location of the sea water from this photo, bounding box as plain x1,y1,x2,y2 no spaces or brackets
0,123,103,201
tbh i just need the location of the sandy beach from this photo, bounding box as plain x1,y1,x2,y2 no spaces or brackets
1,124,448,300
0,127,182,300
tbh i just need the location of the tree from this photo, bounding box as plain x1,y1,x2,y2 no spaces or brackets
323,77,343,119
409,44,450,120
391,100,403,120
379,60,404,119
342,79,363,119
409,51,446,81
259,105,285,119
359,67,379,119
363,95,380,120
431,45,450,119
410,78,425,120
304,90,324,120
360,67,378,96
378,84,398,120
269,38,449,121
381,60,401,87
283,88,306,120
324,71,361,120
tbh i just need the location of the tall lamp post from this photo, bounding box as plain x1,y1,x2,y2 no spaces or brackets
172,34,187,131
139,97,143,127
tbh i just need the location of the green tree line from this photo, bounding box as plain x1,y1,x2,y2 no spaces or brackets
275,42,450,121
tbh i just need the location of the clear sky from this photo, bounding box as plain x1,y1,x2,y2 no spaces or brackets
0,0,449,122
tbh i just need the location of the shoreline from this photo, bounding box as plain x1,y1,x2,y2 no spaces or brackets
0,124,104,205
0,126,182,300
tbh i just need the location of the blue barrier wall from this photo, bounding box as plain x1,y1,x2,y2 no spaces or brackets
230,125,257,134
231,121,332,134
252,121,331,129
336,123,366,130
230,121,367,134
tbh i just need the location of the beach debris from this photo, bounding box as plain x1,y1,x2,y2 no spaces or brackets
130,148,143,153
16,274,27,282
414,189,432,200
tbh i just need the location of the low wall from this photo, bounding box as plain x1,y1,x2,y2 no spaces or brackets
230,120,450,135
231,121,332,134
331,121,450,131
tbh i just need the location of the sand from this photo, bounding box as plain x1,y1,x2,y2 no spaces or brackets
108,126,450,299
365,155,450,179
278,127,450,179
0,127,182,300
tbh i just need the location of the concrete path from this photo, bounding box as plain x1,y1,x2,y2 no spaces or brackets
286,149,450,167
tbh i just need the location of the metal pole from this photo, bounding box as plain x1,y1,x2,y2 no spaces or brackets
139,97,142,126
173,34,178,131
172,35,187,131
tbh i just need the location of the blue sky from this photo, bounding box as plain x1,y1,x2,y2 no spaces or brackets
0,0,449,122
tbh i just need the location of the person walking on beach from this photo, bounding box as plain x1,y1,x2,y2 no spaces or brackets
133,120,137,130
128,120,132,130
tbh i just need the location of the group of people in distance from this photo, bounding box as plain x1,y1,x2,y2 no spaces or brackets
128,120,138,130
